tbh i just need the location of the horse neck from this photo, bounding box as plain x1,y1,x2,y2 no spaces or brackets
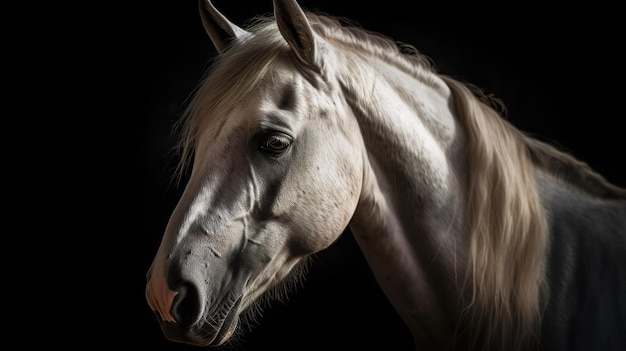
338,54,468,346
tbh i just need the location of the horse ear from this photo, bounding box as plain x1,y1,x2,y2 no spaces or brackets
199,0,249,53
273,0,317,67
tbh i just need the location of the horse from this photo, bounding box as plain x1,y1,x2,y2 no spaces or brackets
145,1,626,350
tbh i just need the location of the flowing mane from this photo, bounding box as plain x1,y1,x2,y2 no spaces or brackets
444,76,626,350
147,3,626,350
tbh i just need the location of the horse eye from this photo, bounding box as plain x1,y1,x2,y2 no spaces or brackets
259,133,292,155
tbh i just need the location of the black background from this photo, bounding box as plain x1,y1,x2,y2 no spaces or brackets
133,1,625,350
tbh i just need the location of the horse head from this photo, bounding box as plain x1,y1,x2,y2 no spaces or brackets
145,0,364,346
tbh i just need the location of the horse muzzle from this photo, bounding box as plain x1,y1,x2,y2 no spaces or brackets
155,290,243,347
146,257,244,347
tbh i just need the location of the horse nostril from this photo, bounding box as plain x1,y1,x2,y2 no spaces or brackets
170,283,200,327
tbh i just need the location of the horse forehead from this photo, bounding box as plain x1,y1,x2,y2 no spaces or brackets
198,61,338,149
256,62,333,111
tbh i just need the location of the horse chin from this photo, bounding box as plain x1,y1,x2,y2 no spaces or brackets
161,297,242,347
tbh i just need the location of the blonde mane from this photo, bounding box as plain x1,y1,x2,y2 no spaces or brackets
443,75,626,350
172,11,625,351
442,77,547,350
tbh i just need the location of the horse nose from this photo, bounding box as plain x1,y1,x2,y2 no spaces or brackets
170,283,201,327
146,260,204,327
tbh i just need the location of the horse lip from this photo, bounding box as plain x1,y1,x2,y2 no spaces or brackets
208,295,243,346
160,295,242,347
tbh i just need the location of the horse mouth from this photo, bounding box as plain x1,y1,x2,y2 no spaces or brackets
161,296,242,347
207,296,242,346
